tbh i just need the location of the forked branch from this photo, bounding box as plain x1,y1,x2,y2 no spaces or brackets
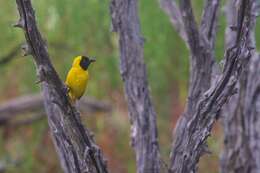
169,0,255,172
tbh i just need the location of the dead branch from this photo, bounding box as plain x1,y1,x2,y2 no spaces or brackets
160,0,219,171
8,113,45,127
220,0,260,172
110,0,161,173
14,0,109,173
200,0,220,48
243,53,260,172
224,0,239,48
0,44,21,66
159,0,188,44
170,0,253,173
0,42,74,67
178,0,202,54
0,94,111,125
220,53,260,173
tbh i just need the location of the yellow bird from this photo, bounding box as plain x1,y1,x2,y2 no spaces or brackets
65,55,95,103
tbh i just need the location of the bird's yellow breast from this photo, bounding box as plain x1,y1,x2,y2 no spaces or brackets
65,67,89,102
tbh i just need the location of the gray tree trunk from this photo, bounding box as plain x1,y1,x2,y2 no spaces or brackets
110,0,161,173
220,0,260,172
221,53,260,173
14,0,108,173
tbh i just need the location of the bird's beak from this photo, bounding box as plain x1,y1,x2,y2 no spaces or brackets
90,57,96,63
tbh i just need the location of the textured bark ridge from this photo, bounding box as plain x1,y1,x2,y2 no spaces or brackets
160,0,256,172
110,1,161,173
220,0,260,172
14,0,108,173
221,54,260,173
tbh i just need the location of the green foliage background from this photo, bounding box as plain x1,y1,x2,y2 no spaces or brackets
0,0,260,172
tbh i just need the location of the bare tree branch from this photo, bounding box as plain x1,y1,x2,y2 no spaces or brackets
14,0,109,173
220,53,260,173
160,0,220,50
224,0,239,48
167,1,219,171
0,94,111,126
244,53,260,172
169,0,255,172
179,0,201,54
160,0,221,79
220,0,260,172
159,0,188,44
176,0,217,114
0,42,73,67
200,0,220,48
7,113,45,127
0,44,21,66
110,0,161,173
160,0,221,171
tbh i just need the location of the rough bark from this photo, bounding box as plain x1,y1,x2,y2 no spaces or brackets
110,0,161,173
221,53,260,173
160,0,219,172
200,0,220,48
161,0,255,172
243,53,260,172
220,0,260,172
14,0,108,173
160,0,219,140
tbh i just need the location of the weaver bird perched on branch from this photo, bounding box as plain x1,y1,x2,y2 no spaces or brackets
65,55,96,103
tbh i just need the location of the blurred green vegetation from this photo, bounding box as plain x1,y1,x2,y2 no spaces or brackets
1,0,260,173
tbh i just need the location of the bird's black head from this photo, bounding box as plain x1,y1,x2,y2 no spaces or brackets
80,56,96,70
